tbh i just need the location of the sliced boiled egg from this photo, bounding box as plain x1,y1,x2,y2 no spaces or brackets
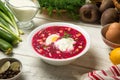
46,34,59,45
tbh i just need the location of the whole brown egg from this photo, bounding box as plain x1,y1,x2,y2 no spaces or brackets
105,22,120,44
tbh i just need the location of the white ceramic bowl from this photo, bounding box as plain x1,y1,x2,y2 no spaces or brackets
0,58,22,80
28,22,90,66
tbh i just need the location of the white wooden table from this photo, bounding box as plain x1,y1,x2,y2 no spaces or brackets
0,13,113,80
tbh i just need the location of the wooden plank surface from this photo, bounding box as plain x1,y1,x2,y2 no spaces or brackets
0,14,113,80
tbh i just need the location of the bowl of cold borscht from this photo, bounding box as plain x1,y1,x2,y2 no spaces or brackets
28,22,90,66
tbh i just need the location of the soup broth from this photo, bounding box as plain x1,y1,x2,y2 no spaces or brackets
32,26,87,59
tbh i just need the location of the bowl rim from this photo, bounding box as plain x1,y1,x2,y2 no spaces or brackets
5,0,40,8
27,22,90,61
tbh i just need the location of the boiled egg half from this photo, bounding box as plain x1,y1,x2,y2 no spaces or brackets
46,34,59,45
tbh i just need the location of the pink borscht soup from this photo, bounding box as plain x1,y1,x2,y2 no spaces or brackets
32,26,87,59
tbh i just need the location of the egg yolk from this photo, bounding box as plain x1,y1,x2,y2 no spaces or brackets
51,36,58,42
46,34,59,45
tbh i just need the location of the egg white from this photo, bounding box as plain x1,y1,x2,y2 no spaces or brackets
45,34,59,45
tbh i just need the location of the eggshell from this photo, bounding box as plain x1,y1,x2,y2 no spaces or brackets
105,22,120,44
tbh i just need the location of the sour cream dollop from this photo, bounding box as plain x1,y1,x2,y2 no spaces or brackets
55,38,75,52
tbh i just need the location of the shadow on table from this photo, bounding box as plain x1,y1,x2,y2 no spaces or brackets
16,47,107,80
73,46,111,73
33,56,96,80
40,61,78,80
17,74,25,80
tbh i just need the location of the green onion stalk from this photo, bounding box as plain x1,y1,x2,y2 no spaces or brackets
0,0,21,37
0,0,22,42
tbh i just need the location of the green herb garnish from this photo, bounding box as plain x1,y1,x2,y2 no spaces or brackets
37,0,86,20
63,32,71,38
